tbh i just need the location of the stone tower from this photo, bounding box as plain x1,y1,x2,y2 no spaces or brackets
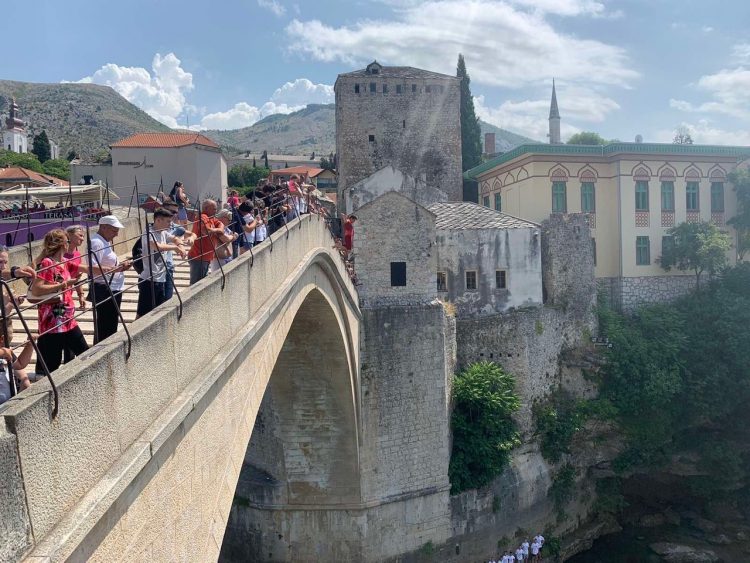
334,61,463,205
548,79,561,145
3,97,28,153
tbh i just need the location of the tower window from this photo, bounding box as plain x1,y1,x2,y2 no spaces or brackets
368,134,375,142
437,272,447,291
402,120,406,129
383,83,388,93
396,84,402,94
354,84,360,94
425,85,432,93
369,82,376,93
412,84,417,93
496,270,507,289
465,271,477,290
391,262,406,286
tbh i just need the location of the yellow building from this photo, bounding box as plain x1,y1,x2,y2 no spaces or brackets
465,142,750,309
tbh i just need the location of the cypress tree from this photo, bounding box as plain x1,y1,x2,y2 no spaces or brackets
457,54,482,201
32,130,51,163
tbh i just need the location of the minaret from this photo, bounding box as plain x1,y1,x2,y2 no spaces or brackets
548,79,561,145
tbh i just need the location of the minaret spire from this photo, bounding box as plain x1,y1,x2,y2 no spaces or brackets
548,79,561,144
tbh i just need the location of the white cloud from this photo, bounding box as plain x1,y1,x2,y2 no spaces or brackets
732,43,750,63
474,85,619,141
702,25,714,33
270,78,334,106
654,120,750,146
257,0,286,16
284,0,638,89
508,0,605,16
70,53,194,128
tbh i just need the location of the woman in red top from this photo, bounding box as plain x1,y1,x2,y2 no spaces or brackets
64,225,87,311
31,229,89,373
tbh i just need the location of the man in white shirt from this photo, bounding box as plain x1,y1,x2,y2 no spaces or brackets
530,541,541,562
87,215,131,343
515,547,525,562
137,208,187,318
534,534,545,547
522,540,530,559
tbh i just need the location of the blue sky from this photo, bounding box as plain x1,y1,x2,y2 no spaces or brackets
5,0,750,144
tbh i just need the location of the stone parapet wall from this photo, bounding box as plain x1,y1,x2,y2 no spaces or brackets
598,274,699,311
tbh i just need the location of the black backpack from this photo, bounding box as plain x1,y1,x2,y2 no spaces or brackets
131,238,144,274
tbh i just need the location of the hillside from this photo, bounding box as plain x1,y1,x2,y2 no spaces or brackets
204,103,537,157
0,80,171,159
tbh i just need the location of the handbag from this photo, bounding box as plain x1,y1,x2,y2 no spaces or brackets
25,284,62,305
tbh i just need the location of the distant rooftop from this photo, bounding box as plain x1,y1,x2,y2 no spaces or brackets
428,202,538,230
465,142,750,180
233,154,318,162
111,132,219,149
0,166,69,186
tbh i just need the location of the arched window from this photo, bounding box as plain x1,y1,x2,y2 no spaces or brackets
551,168,568,213
711,182,724,212
635,181,649,211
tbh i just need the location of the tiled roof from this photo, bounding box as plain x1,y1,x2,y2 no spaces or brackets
428,202,538,230
270,166,326,177
0,167,69,186
465,142,750,180
111,132,219,149
233,154,317,162
337,66,457,81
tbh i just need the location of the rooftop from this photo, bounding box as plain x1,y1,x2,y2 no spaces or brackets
465,142,750,180
233,154,318,162
270,166,328,177
428,201,538,230
111,132,219,149
337,64,458,82
0,167,69,186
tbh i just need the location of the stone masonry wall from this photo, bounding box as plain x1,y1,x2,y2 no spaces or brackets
541,214,596,316
599,274,699,312
335,72,462,202
355,191,437,307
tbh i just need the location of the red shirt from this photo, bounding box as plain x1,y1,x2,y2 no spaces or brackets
343,220,354,250
37,257,78,335
188,214,224,262
63,250,81,278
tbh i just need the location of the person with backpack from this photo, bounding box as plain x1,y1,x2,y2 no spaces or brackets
136,208,188,318
87,215,132,343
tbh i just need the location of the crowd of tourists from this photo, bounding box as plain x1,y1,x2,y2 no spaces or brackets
490,534,545,563
0,175,348,405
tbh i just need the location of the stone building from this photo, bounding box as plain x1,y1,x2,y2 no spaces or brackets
335,61,462,207
343,165,449,213
465,85,750,310
429,201,542,318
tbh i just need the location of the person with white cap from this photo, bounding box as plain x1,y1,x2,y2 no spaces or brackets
86,215,132,342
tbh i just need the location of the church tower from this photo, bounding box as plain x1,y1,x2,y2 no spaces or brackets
3,97,28,153
548,79,561,145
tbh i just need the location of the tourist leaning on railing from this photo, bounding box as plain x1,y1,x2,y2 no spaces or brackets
86,215,132,343
136,208,188,318
209,210,238,274
160,198,195,300
31,229,89,373
188,199,226,285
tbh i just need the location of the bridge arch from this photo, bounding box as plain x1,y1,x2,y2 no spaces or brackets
3,215,362,562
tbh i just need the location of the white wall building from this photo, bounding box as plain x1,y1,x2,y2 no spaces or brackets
111,133,227,204
429,202,543,317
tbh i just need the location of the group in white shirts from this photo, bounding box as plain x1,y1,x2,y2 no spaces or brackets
491,534,544,563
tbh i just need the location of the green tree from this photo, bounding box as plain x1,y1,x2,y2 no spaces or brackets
0,149,43,172
566,131,608,145
42,158,71,181
728,169,750,260
673,125,694,145
457,54,482,173
449,362,521,493
320,156,335,171
659,221,731,287
31,130,51,163
93,149,112,164
228,164,270,189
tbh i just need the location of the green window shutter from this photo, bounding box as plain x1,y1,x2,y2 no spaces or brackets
711,182,724,212
636,236,650,265
635,181,649,211
483,196,490,207
494,193,502,211
581,182,595,212
686,181,700,211
552,181,567,213
660,181,674,211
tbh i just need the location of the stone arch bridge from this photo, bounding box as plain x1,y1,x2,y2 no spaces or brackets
0,214,372,562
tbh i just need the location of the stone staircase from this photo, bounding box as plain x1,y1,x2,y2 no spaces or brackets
8,258,192,369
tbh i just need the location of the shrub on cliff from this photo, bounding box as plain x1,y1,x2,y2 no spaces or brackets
449,361,521,494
